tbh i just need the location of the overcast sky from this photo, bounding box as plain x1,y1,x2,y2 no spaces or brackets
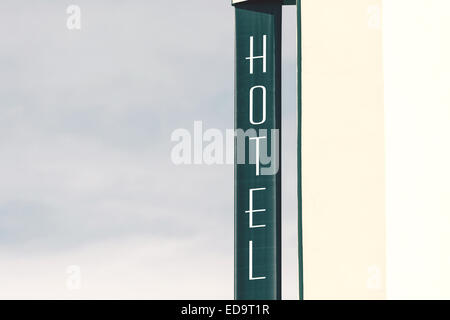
0,1,299,299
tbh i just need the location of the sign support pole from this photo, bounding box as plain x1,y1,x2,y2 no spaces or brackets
297,0,304,301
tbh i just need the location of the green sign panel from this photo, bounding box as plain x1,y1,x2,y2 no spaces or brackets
234,1,282,300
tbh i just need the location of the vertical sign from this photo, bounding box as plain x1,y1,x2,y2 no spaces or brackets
234,1,282,300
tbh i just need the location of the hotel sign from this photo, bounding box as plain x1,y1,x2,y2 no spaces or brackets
234,0,282,300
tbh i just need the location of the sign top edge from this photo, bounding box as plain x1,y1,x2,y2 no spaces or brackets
232,0,296,5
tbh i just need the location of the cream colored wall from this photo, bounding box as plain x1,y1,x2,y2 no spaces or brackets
384,0,450,300
302,0,450,299
302,0,385,299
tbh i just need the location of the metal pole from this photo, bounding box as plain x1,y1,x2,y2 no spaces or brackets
297,0,304,301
